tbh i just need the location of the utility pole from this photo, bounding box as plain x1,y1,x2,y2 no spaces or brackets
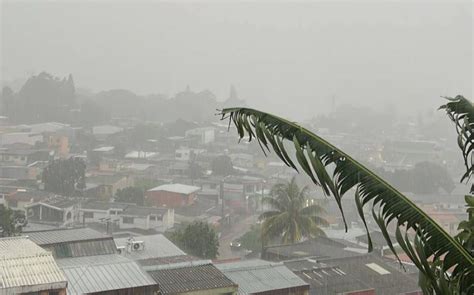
220,179,224,218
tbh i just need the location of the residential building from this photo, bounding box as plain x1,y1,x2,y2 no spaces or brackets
114,234,186,261
0,132,43,146
146,260,238,295
87,174,133,201
0,236,67,294
4,189,52,212
184,127,215,144
23,227,159,294
25,227,117,258
92,124,124,141
262,237,420,294
286,255,421,295
146,183,200,207
80,201,175,232
216,259,310,295
25,196,80,226
57,254,158,295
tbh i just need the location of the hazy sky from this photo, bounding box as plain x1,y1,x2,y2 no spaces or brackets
1,1,472,119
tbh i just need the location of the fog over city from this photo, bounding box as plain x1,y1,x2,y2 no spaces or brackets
0,1,473,295
2,1,472,119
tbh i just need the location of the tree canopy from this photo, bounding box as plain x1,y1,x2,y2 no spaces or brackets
42,158,86,196
0,205,25,237
375,161,455,195
115,187,145,206
168,221,219,259
260,177,328,245
211,155,234,176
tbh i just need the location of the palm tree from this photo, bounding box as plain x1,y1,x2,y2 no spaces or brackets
219,96,473,294
260,177,328,245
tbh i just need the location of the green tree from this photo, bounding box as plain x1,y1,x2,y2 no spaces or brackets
220,98,473,294
239,224,262,252
376,161,455,195
187,160,204,183
211,155,234,176
115,187,144,206
169,221,219,259
260,177,328,245
0,205,25,237
42,158,86,196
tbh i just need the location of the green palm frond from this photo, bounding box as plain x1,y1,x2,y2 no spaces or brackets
440,95,474,182
220,107,473,287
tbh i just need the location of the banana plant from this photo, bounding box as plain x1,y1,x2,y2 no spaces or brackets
220,104,473,294
440,95,474,183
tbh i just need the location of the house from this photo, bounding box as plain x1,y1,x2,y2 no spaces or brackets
86,174,133,200
125,150,159,160
25,227,159,294
174,147,205,161
284,258,372,295
262,237,420,295
80,201,175,232
92,124,124,141
0,148,49,165
146,183,200,207
58,254,158,294
262,237,366,262
25,196,80,226
120,206,174,231
114,234,186,261
216,259,310,295
0,132,43,146
4,189,52,212
286,255,421,295
146,260,238,295
184,127,215,144
25,227,117,258
0,165,37,180
355,231,398,256
0,236,67,294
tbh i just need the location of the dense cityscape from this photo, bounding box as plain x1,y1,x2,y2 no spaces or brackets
1,2,472,295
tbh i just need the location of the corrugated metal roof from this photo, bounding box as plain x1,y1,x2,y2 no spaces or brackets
148,183,200,195
45,239,118,259
25,227,110,245
216,259,309,295
147,263,237,294
114,234,185,260
58,254,157,294
0,237,67,294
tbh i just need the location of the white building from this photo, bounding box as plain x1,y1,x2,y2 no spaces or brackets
80,201,174,232
185,127,215,144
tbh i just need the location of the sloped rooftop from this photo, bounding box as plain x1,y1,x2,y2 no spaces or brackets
216,259,309,295
148,183,200,195
58,254,157,294
147,262,237,294
0,237,67,293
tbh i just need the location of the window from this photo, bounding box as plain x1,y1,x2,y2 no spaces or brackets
83,212,94,218
123,217,134,224
150,215,163,221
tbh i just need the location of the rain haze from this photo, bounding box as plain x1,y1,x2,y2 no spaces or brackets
0,1,473,295
2,1,472,118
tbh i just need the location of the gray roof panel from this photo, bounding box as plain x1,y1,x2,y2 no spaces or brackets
147,263,237,294
25,228,110,245
58,254,157,294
